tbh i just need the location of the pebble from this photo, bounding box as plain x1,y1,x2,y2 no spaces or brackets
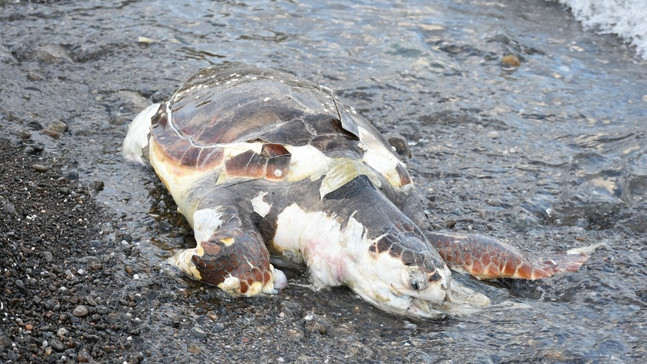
48,120,68,133
386,133,412,158
114,90,151,114
41,251,54,262
298,355,314,363
212,322,225,333
77,349,92,363
191,326,207,338
42,129,61,139
24,146,38,155
15,279,26,290
26,121,43,130
33,44,73,63
403,320,418,330
73,305,90,318
286,327,305,340
90,180,104,192
0,44,17,64
17,130,31,139
50,338,65,352
88,263,103,274
64,170,79,180
347,341,375,359
85,296,97,306
279,300,304,317
56,327,68,339
27,71,46,81
188,344,201,354
502,54,521,67
32,164,49,172
1,198,17,216
304,313,330,335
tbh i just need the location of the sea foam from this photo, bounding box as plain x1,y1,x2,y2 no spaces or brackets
553,0,647,59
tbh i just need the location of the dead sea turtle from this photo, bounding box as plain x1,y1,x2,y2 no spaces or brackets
123,64,590,317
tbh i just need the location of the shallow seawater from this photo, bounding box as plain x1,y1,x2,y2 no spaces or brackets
1,0,645,362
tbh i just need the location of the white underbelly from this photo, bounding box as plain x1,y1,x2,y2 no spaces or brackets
271,203,368,288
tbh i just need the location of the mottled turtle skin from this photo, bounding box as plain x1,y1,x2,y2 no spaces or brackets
123,65,588,317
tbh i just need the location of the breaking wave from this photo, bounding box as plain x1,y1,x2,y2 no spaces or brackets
552,0,647,59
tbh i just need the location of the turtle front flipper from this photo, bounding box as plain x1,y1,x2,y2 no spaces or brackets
425,232,589,280
168,206,282,296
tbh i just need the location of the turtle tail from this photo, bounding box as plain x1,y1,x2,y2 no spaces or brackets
425,232,593,280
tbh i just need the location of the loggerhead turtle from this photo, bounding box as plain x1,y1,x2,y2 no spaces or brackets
123,64,589,317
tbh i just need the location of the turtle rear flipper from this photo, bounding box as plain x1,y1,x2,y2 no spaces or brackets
425,232,590,280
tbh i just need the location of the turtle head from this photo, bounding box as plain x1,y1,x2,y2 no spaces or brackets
348,232,453,317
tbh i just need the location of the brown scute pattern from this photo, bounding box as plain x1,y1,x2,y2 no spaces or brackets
201,241,222,255
180,145,202,166
174,95,308,145
370,233,446,273
401,250,416,266
151,115,225,170
190,227,272,291
388,242,403,257
374,235,393,253
261,143,290,158
395,221,417,233
154,65,375,167
310,135,362,159
196,148,224,168
262,144,291,180
256,120,312,146
429,233,589,280
254,114,361,155
225,144,291,180
225,150,265,178
310,114,358,140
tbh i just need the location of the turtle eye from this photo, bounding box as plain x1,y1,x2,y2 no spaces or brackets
406,267,430,291
411,280,420,291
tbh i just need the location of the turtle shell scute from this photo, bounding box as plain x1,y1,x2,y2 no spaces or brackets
224,143,291,180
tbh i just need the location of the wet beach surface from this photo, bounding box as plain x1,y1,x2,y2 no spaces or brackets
1,0,646,362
